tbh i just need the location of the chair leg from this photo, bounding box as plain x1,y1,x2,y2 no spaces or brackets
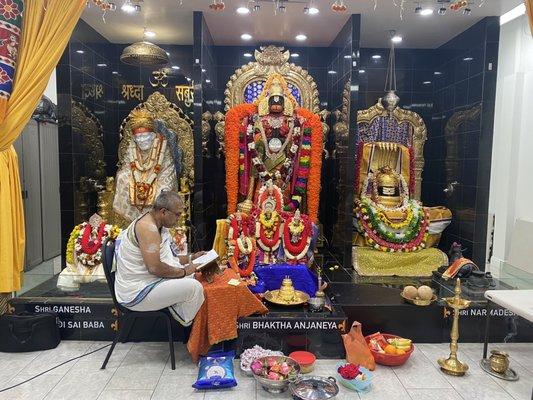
101,317,125,370
119,317,135,343
165,316,176,370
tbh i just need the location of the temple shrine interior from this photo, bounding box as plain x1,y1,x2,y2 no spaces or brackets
1,1,533,398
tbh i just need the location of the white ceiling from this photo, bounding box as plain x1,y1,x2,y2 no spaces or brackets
82,0,523,48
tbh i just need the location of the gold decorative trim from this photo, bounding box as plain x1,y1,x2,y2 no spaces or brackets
224,45,320,113
118,91,194,185
356,99,427,200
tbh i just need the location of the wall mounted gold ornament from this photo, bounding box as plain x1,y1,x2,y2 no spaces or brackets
224,45,320,113
438,279,471,376
121,84,144,101
175,85,194,108
214,111,226,157
150,69,169,88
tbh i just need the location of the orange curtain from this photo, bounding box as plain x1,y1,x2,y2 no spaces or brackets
526,0,533,35
0,0,86,293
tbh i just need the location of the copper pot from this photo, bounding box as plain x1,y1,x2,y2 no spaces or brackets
489,350,510,374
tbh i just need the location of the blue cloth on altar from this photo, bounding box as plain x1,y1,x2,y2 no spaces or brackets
253,264,317,297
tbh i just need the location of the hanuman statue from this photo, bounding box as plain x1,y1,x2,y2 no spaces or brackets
224,73,322,222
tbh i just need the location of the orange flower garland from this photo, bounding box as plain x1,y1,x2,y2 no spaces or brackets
225,103,257,215
296,108,323,223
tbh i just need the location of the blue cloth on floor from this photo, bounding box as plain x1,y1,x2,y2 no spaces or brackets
254,264,318,297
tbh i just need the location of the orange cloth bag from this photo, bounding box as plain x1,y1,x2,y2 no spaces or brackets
341,321,376,371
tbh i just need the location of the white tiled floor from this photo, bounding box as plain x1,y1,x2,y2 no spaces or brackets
0,341,532,400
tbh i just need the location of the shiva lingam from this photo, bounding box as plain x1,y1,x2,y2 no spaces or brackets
438,279,471,376
264,276,310,306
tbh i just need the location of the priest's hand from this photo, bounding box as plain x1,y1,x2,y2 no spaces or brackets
184,263,197,276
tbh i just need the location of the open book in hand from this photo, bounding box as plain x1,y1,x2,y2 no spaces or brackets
192,249,219,271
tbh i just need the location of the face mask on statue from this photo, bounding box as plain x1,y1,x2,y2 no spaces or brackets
133,132,156,151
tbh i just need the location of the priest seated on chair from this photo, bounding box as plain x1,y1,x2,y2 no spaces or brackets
114,190,205,326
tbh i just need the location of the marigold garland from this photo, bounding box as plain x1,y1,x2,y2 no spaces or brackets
295,108,322,222
225,104,322,223
225,104,257,215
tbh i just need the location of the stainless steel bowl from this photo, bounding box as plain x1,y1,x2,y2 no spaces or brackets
308,297,326,312
252,356,301,393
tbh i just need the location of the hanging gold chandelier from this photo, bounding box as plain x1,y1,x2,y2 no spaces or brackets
120,28,169,66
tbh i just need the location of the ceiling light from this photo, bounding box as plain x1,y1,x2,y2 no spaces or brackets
144,30,156,38
422,81,431,85
371,54,381,59
359,69,366,73
171,65,180,70
295,34,307,41
391,35,402,43
290,53,299,58
202,68,206,72
307,6,319,15
438,7,447,15
97,63,107,67
463,57,474,61
434,71,442,75
244,52,253,58
112,71,119,75
206,79,211,83
328,70,337,74
236,6,249,14
121,1,135,13
186,77,191,81
500,3,526,25
420,8,433,16
76,50,84,54
241,33,252,40
166,51,170,56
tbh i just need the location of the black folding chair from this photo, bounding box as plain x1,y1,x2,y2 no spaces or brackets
100,238,176,370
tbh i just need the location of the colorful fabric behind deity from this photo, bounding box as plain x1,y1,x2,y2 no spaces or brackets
359,117,411,147
0,0,23,100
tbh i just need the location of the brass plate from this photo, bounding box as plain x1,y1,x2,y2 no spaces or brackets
479,359,519,381
264,290,310,306
401,293,437,306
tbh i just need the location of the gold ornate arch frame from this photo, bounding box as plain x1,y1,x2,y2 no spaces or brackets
118,91,194,184
224,45,320,113
356,99,427,200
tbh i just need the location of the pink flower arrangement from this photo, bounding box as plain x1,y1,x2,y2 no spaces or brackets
251,357,297,381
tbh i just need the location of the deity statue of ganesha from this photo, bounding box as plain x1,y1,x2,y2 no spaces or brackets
113,108,179,223
221,73,323,274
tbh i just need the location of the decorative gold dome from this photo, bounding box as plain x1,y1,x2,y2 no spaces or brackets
120,41,169,66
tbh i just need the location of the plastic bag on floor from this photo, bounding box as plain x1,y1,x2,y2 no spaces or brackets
193,350,237,389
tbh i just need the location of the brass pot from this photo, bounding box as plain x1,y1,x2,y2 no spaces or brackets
489,350,510,374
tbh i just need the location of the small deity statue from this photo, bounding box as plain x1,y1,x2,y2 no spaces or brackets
57,213,121,291
170,226,188,256
113,109,178,222
354,166,430,252
282,209,313,264
255,198,284,264
225,72,322,221
227,209,257,277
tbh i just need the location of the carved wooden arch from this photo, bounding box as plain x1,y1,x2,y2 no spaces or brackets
118,91,194,183
224,45,320,113
356,99,428,200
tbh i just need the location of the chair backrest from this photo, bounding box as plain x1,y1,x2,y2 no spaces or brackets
101,238,121,309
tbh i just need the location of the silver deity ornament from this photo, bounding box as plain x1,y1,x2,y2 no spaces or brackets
268,137,283,153
382,90,400,112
